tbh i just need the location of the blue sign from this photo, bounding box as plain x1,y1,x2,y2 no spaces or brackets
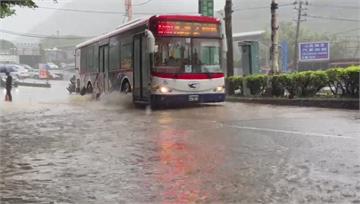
281,41,288,72
299,42,330,62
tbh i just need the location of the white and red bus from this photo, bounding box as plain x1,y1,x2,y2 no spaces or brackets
75,15,225,107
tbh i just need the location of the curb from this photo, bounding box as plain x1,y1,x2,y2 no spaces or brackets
226,96,359,110
16,81,51,88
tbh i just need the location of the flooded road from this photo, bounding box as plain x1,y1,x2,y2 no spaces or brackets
1,81,360,203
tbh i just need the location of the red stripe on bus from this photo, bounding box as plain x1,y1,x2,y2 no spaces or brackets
152,72,224,79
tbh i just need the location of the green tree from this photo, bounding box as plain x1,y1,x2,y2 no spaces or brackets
0,0,37,19
40,37,88,49
0,39,16,49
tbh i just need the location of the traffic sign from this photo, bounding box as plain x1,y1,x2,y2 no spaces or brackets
299,42,330,62
199,0,214,17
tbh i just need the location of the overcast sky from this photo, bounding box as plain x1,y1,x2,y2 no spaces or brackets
0,0,359,43
0,0,225,42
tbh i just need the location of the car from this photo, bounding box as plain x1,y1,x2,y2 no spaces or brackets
48,71,63,80
46,62,59,69
0,66,19,87
2,64,30,79
21,64,40,79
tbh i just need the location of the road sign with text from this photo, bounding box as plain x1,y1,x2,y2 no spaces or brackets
299,42,330,62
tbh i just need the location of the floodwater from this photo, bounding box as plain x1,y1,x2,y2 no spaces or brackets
1,81,360,203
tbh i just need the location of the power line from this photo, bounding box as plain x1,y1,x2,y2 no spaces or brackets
307,15,360,23
333,28,360,35
36,6,196,15
37,6,128,14
132,0,153,6
233,6,268,11
233,3,293,12
0,29,93,39
310,3,360,10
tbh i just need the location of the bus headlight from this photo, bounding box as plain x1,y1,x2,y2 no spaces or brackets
159,86,171,93
214,86,225,92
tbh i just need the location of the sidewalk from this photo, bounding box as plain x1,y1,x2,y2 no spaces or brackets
226,96,359,110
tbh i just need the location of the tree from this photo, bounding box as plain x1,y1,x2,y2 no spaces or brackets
0,0,37,19
261,22,311,68
0,39,16,50
40,37,89,49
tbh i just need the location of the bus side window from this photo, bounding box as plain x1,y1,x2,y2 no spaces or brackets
121,42,133,70
110,37,120,71
94,46,99,72
80,47,87,73
86,46,95,72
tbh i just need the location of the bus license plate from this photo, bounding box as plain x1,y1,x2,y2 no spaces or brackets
188,95,199,102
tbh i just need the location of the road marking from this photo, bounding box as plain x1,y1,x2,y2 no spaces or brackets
226,125,357,140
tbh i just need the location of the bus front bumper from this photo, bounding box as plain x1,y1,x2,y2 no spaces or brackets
151,93,226,105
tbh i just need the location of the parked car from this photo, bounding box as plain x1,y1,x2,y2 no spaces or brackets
46,62,59,69
0,66,19,87
21,64,39,79
48,71,63,80
1,64,30,79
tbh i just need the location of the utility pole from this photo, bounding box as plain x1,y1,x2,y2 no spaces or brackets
293,1,308,71
270,0,279,74
224,0,234,94
125,0,133,22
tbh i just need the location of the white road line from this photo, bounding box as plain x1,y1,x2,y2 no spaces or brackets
226,125,357,140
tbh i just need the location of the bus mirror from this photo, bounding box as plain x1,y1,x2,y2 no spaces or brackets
145,29,155,53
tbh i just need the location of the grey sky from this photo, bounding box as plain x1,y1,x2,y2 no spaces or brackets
0,0,225,42
0,0,359,43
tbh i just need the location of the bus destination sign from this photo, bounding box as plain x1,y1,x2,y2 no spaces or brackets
156,21,220,37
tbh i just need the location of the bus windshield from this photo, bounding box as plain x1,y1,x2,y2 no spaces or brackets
154,38,221,73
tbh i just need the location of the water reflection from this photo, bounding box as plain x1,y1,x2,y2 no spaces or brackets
157,129,208,203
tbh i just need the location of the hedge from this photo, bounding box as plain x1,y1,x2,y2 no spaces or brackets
245,74,268,96
227,66,360,98
228,76,244,95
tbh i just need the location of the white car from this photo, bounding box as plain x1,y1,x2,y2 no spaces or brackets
3,64,30,79
47,62,59,69
21,64,39,79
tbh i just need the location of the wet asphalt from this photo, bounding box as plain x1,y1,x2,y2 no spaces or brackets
0,81,359,204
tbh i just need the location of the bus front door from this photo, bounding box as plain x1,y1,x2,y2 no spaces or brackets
133,34,150,103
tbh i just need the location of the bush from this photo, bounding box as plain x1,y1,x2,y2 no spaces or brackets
326,66,360,97
226,65,359,98
271,75,285,97
326,68,344,96
339,66,360,97
228,76,244,95
245,74,268,96
292,71,328,97
277,74,297,98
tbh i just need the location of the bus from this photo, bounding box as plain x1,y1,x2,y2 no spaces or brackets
75,15,225,107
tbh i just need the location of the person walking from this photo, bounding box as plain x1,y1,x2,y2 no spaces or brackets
5,72,12,102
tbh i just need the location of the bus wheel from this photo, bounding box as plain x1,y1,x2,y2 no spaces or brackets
150,99,159,110
80,87,86,96
121,81,131,94
86,83,93,94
